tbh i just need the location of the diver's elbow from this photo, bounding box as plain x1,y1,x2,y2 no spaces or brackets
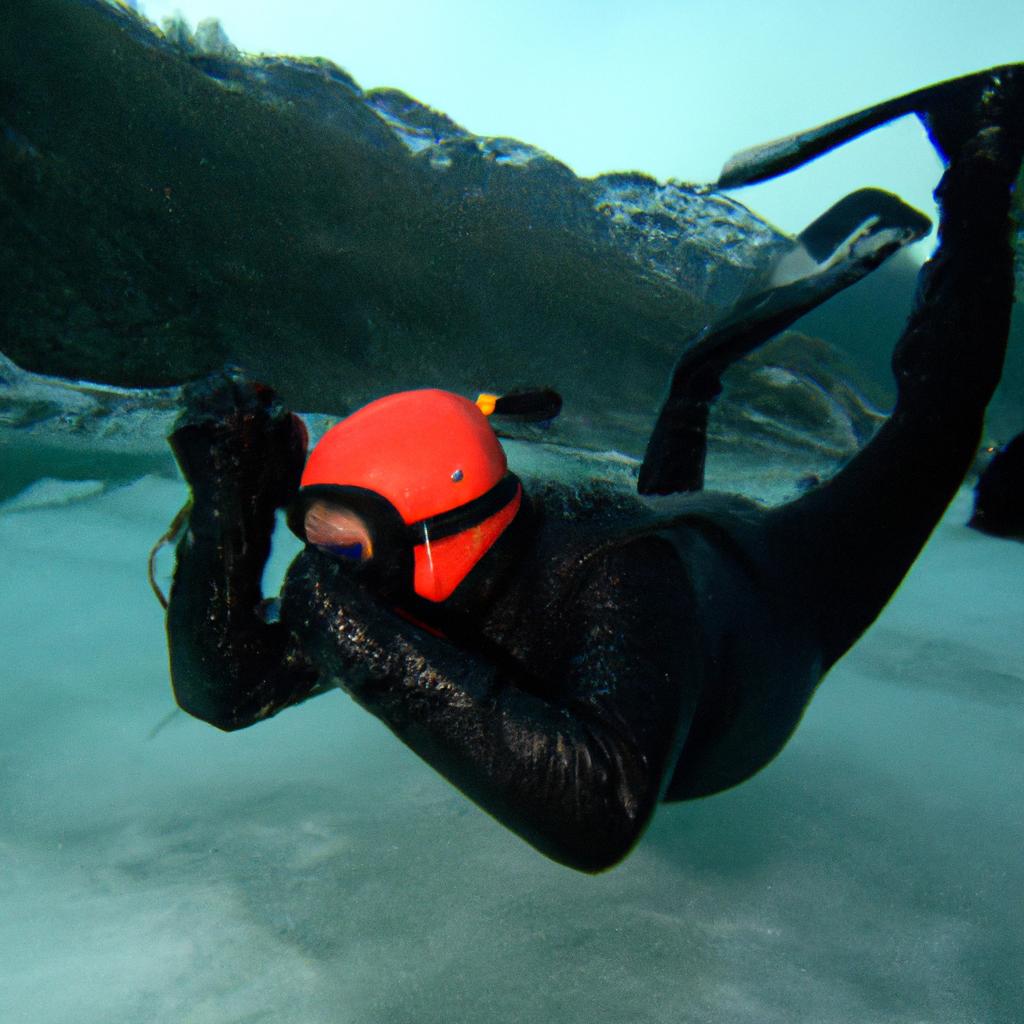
169,671,256,732
545,815,648,874
201,708,252,732
541,781,657,873
560,838,637,874
172,693,251,732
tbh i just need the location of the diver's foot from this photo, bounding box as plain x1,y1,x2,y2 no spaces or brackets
919,64,1024,168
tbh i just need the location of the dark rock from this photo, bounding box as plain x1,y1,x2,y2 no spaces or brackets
969,431,1024,539
714,332,886,458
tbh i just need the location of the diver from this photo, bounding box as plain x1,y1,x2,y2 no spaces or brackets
164,67,1024,872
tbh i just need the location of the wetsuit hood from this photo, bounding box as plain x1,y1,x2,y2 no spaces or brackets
288,389,523,602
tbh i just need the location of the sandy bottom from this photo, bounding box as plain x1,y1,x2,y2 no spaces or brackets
1,474,1021,1024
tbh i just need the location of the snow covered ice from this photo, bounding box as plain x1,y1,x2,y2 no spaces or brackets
1,473,1021,1024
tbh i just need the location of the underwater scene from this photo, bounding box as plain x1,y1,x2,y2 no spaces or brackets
2,1,1024,1021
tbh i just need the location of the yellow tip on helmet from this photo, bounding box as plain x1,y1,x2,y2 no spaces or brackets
475,393,498,417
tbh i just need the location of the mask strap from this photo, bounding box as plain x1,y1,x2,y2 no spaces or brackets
405,474,521,544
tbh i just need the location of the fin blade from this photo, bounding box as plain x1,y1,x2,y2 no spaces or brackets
715,98,913,189
713,65,1022,189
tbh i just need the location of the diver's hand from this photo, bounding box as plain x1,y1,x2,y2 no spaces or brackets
169,369,307,510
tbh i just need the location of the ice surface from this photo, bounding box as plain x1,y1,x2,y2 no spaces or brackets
1,477,1022,1023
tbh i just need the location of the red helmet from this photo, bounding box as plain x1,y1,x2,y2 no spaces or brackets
292,389,522,602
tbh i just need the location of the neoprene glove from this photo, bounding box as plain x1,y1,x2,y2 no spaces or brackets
169,368,307,513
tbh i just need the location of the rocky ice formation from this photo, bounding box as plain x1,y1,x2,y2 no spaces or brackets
0,0,795,432
2,0,987,480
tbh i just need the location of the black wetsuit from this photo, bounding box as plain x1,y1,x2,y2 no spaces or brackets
166,84,1022,872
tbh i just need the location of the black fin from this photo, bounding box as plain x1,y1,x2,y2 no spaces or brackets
714,64,1023,189
638,193,927,496
795,188,931,264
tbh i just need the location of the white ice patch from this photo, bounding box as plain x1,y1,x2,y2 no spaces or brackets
0,477,106,513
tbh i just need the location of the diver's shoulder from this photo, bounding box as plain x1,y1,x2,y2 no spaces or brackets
524,476,768,544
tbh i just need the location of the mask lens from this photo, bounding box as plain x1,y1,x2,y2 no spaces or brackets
319,541,364,561
304,501,373,562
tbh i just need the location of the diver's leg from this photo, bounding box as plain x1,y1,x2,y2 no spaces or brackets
766,74,1024,669
638,190,929,494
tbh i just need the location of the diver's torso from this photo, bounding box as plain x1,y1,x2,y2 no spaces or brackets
657,511,825,799
491,487,827,798
439,481,828,800
286,480,827,802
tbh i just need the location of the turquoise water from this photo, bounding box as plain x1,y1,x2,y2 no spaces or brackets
3,2,1024,1021
1,480,1022,1022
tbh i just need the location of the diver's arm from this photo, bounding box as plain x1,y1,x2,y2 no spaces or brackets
165,374,321,731
288,536,700,872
